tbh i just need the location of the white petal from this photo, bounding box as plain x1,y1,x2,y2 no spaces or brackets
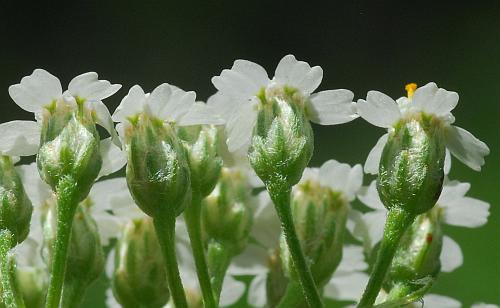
93,101,121,147
422,294,461,308
364,133,388,174
16,162,52,207
226,100,258,152
67,72,121,101
247,274,267,307
444,149,452,175
112,85,147,122
440,236,463,273
220,275,245,307
144,83,173,117
357,181,385,210
442,196,490,228
411,82,459,117
472,303,499,308
8,69,62,112
336,245,368,274
0,120,40,156
231,60,270,89
356,91,401,128
176,102,224,126
105,288,121,308
229,244,269,276
361,210,386,248
251,191,281,249
212,64,264,100
157,85,196,122
94,213,122,246
319,160,362,201
105,248,115,278
300,167,320,183
306,90,358,125
324,272,369,301
98,138,126,179
437,180,470,207
207,92,240,123
274,55,323,94
445,125,490,171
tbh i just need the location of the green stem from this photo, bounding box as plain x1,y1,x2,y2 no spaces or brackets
206,240,233,303
268,184,323,308
276,281,307,308
184,191,217,308
0,230,25,308
60,279,87,308
45,177,79,308
358,208,415,308
153,214,188,308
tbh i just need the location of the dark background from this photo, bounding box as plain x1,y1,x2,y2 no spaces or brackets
1,1,499,307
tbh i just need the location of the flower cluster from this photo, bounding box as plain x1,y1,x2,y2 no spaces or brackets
0,56,494,308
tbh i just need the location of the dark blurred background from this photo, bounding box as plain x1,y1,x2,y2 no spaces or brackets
1,1,499,307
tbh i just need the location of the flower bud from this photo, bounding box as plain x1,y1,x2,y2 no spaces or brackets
112,217,169,308
249,88,314,189
37,103,102,201
280,180,348,286
201,167,254,254
125,115,190,218
178,125,222,197
15,267,48,308
378,115,446,215
386,209,442,296
42,198,105,306
0,155,33,245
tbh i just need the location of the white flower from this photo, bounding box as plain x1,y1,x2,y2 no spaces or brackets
358,82,489,173
0,69,122,156
355,178,490,272
112,84,223,141
210,54,358,152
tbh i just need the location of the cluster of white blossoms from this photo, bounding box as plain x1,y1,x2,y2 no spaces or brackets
0,55,495,308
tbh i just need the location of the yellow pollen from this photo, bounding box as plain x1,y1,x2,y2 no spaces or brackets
405,83,417,99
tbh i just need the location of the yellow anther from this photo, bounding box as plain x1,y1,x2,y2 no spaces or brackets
405,83,417,99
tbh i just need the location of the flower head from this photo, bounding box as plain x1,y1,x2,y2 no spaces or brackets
1,69,122,157
358,82,489,173
210,54,358,153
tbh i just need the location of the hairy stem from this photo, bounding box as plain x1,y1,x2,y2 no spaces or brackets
153,214,188,308
0,230,25,308
184,191,217,308
45,177,79,308
268,184,323,308
358,208,415,307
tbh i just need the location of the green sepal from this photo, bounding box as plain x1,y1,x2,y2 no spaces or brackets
37,109,102,202
0,156,33,246
384,209,442,300
125,115,190,218
201,168,254,254
112,217,170,308
15,267,48,308
280,182,348,287
249,89,314,189
178,125,222,198
378,115,446,215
